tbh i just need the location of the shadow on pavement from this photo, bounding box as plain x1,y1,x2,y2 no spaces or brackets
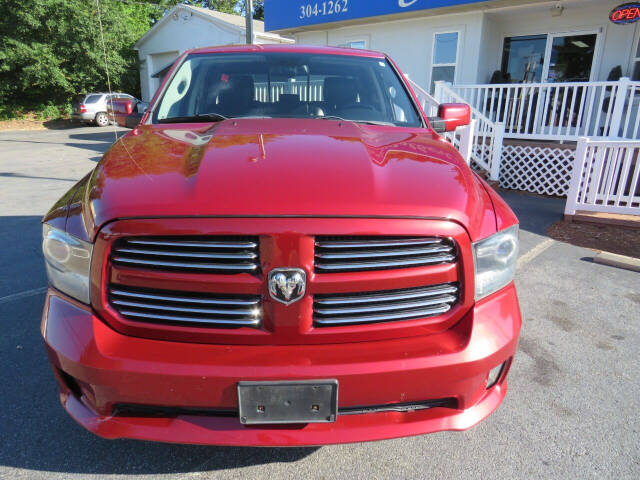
65,130,126,156
498,190,565,236
0,171,78,182
0,215,317,475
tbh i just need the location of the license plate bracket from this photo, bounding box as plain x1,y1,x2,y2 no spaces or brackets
237,380,338,425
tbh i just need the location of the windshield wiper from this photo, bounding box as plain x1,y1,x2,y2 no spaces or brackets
315,116,395,126
158,112,229,124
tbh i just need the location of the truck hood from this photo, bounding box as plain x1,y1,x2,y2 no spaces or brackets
84,119,495,240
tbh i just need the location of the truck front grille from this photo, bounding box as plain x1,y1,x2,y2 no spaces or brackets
314,236,456,272
108,285,262,328
313,283,459,326
110,236,259,274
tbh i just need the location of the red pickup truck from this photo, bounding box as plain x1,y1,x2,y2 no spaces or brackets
41,45,521,446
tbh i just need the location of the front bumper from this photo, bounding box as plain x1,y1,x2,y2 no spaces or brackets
42,284,521,446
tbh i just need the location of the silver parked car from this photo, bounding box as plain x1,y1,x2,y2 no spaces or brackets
71,93,134,127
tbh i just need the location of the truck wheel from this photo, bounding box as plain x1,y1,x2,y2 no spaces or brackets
95,112,109,127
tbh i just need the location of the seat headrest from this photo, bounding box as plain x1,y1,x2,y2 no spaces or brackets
324,77,358,107
219,75,255,110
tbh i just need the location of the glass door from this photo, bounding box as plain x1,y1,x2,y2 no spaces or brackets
543,32,598,82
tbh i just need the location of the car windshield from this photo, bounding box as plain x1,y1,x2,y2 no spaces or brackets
151,52,422,127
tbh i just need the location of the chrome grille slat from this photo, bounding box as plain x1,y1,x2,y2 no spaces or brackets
315,238,443,249
110,289,258,306
111,299,259,317
313,305,452,326
314,295,457,315
118,310,260,327
314,284,458,305
109,285,262,328
313,283,459,326
315,254,456,272
111,236,260,274
116,248,257,260
127,239,257,249
112,257,258,271
315,245,452,259
314,236,456,273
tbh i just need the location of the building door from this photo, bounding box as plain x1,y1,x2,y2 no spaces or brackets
543,32,598,82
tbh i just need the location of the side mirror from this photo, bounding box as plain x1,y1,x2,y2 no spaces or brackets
137,102,149,114
428,103,471,133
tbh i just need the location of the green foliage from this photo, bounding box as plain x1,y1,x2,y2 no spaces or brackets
0,0,162,118
0,1,267,119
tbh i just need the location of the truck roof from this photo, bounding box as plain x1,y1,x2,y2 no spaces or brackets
188,44,387,59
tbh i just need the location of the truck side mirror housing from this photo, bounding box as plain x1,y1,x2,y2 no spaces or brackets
428,103,471,133
137,102,149,114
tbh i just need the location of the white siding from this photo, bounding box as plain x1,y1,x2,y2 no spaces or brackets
292,0,640,91
295,12,484,91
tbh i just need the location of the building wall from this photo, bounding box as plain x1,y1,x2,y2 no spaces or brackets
293,0,640,91
482,0,639,84
295,12,484,92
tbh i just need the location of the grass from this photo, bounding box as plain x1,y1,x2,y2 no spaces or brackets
0,102,71,121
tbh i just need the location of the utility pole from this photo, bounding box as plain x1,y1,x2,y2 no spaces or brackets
245,0,254,44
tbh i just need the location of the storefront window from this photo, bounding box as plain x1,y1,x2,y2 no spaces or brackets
547,34,597,82
430,31,459,91
501,35,546,83
501,32,598,83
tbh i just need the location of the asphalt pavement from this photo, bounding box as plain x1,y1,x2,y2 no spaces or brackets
0,126,638,479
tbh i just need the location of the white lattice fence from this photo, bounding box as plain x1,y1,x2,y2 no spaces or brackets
499,144,575,196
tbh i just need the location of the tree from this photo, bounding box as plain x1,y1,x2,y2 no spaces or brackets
0,0,160,116
253,0,264,20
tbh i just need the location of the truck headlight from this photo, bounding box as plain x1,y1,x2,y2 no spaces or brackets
473,225,518,300
42,224,93,304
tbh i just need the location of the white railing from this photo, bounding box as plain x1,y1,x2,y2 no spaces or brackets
254,81,324,102
565,138,640,216
449,78,640,141
405,75,439,117
434,81,505,180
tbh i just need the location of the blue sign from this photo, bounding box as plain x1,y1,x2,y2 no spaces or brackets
265,0,487,31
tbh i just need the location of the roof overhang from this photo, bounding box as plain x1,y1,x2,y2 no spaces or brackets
135,4,292,50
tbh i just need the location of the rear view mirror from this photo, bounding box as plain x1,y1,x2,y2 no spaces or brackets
428,103,471,133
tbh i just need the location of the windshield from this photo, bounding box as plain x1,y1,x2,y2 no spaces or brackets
151,52,422,127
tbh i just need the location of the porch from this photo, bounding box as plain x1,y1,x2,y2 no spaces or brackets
408,77,640,219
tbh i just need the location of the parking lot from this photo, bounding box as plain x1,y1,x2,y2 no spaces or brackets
0,126,638,479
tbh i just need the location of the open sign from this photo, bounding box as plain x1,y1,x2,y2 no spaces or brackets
610,3,640,24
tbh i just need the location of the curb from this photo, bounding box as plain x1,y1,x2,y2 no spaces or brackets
594,251,640,272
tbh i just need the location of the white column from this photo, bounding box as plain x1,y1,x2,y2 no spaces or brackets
489,122,505,181
458,119,476,166
609,77,630,138
565,137,589,215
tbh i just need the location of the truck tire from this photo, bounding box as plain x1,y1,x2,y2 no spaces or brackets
95,112,109,127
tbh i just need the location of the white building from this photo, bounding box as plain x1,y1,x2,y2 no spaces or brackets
267,0,639,91
134,4,293,102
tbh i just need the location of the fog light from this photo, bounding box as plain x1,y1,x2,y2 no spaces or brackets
486,362,506,389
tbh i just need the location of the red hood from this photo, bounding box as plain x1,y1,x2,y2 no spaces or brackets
84,119,496,240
